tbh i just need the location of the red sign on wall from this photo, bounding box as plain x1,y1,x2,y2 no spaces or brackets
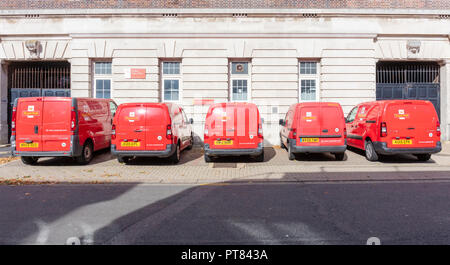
130,68,146,79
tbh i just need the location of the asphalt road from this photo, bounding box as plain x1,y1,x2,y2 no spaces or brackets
0,180,449,245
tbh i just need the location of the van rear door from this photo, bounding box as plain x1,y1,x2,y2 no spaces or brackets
116,104,146,151
235,105,259,149
384,101,439,148
16,98,43,152
145,105,170,151
320,103,345,146
209,104,238,149
41,98,71,152
296,104,321,147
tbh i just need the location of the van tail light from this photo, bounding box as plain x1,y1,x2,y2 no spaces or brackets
344,127,347,137
204,126,209,140
380,122,387,137
11,107,17,136
258,123,263,138
437,122,441,137
111,124,116,140
288,128,297,139
71,108,76,135
166,124,173,140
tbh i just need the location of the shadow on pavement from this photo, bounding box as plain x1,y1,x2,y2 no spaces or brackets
207,147,276,163
29,148,114,166
120,147,203,166
346,146,437,164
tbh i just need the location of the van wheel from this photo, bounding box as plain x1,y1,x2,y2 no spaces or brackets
254,151,264,162
334,152,345,161
288,142,295,161
76,141,94,165
21,156,38,165
118,156,131,164
364,140,379,161
170,143,180,164
415,154,431,161
204,154,212,163
186,134,194,150
280,135,285,149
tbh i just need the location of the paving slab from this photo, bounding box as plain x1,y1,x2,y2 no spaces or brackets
1,143,450,185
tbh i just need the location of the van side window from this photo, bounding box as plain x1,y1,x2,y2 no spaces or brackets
109,101,118,116
346,107,358,123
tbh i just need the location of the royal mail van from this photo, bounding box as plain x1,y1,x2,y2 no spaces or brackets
279,102,347,160
12,97,117,165
111,102,193,164
203,102,264,162
345,100,441,161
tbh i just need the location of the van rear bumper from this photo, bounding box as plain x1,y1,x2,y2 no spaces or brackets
10,135,82,157
373,141,442,155
204,143,263,157
111,144,175,158
290,140,347,153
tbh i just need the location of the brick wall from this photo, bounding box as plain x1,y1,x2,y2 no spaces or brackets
0,0,449,10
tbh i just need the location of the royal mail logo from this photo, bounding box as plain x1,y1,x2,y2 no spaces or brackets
394,114,410,118
302,116,317,120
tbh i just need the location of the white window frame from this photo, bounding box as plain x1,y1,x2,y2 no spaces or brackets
161,60,182,103
298,60,320,102
229,60,252,102
92,61,113,99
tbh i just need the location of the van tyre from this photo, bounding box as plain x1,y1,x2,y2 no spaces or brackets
288,142,295,161
415,154,431,161
76,141,94,165
118,156,131,164
254,151,264,162
334,152,345,161
186,134,194,150
364,140,379,161
280,135,285,149
21,156,38,165
169,143,180,164
204,154,212,163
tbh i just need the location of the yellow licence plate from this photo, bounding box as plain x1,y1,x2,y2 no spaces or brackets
121,142,141,147
300,138,319,143
392,139,412,145
214,140,233,145
19,143,39,148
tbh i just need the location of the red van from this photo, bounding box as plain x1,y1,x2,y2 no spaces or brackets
203,102,264,162
12,97,117,165
111,102,193,164
279,102,347,160
345,100,441,161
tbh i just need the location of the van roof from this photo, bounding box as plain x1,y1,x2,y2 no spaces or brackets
361,100,432,106
118,102,171,108
292,102,341,107
209,102,257,109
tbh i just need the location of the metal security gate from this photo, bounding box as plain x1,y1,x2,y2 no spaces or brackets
376,62,440,118
7,61,71,141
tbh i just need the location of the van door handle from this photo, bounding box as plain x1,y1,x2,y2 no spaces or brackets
407,127,415,130
322,129,328,133
134,129,143,132
25,140,33,144
34,125,39,134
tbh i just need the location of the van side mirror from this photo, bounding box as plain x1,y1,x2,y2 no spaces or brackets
279,119,286,126
189,118,194,124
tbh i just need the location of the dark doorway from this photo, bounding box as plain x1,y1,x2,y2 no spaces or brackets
376,61,440,118
7,61,71,141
